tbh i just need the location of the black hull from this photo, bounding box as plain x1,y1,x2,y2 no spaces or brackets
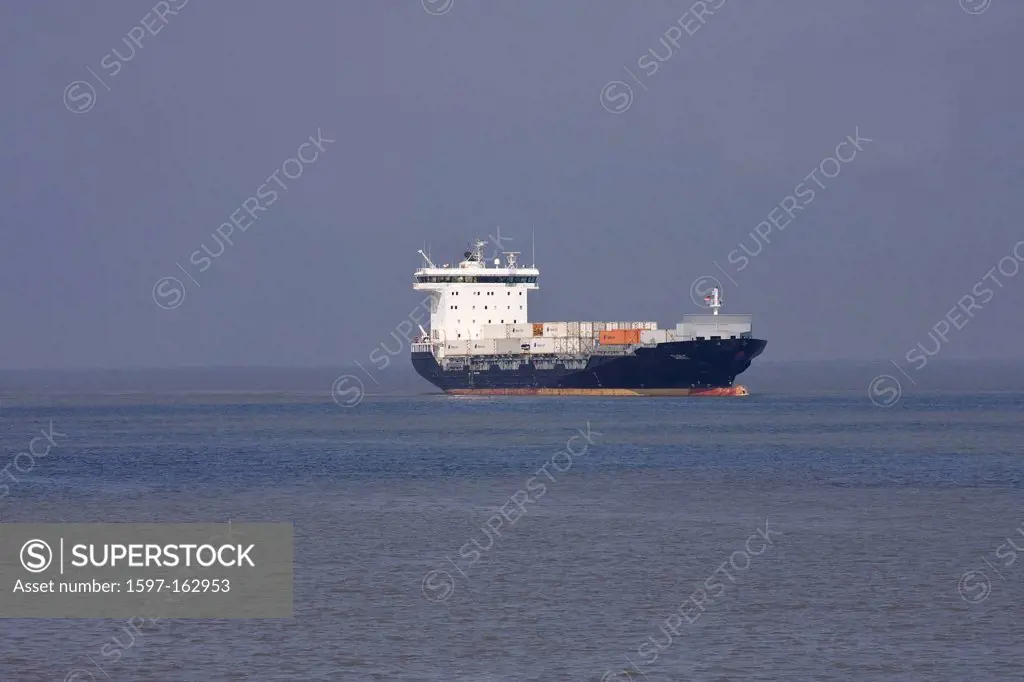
411,338,766,392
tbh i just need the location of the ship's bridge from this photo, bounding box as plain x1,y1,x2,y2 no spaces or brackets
413,240,539,344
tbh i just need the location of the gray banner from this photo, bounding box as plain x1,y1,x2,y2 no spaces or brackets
0,523,292,618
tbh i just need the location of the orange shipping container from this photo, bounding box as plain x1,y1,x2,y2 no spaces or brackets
599,329,641,345
533,323,544,337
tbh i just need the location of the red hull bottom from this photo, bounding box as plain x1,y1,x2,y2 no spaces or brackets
445,386,750,397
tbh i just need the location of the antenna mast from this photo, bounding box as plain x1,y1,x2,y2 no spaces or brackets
704,287,722,315
472,239,486,261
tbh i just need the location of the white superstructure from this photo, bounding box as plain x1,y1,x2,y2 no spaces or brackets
411,239,752,360
413,240,539,346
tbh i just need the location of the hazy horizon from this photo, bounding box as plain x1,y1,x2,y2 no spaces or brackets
2,359,1023,397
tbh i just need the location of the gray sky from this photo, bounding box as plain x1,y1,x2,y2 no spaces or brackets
3,0,1023,369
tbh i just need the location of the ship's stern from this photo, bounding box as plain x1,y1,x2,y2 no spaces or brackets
410,342,449,391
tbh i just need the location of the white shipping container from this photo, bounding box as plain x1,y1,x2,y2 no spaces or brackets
469,339,497,355
640,329,668,345
542,322,568,337
580,322,594,336
529,337,556,353
495,338,526,354
553,336,577,355
553,336,596,355
507,323,530,337
567,321,580,336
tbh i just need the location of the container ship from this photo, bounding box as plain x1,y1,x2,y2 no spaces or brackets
410,240,766,396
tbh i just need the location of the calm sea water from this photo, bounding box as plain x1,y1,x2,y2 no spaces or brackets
1,390,1022,681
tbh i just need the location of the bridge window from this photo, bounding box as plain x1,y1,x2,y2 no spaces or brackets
414,275,538,284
